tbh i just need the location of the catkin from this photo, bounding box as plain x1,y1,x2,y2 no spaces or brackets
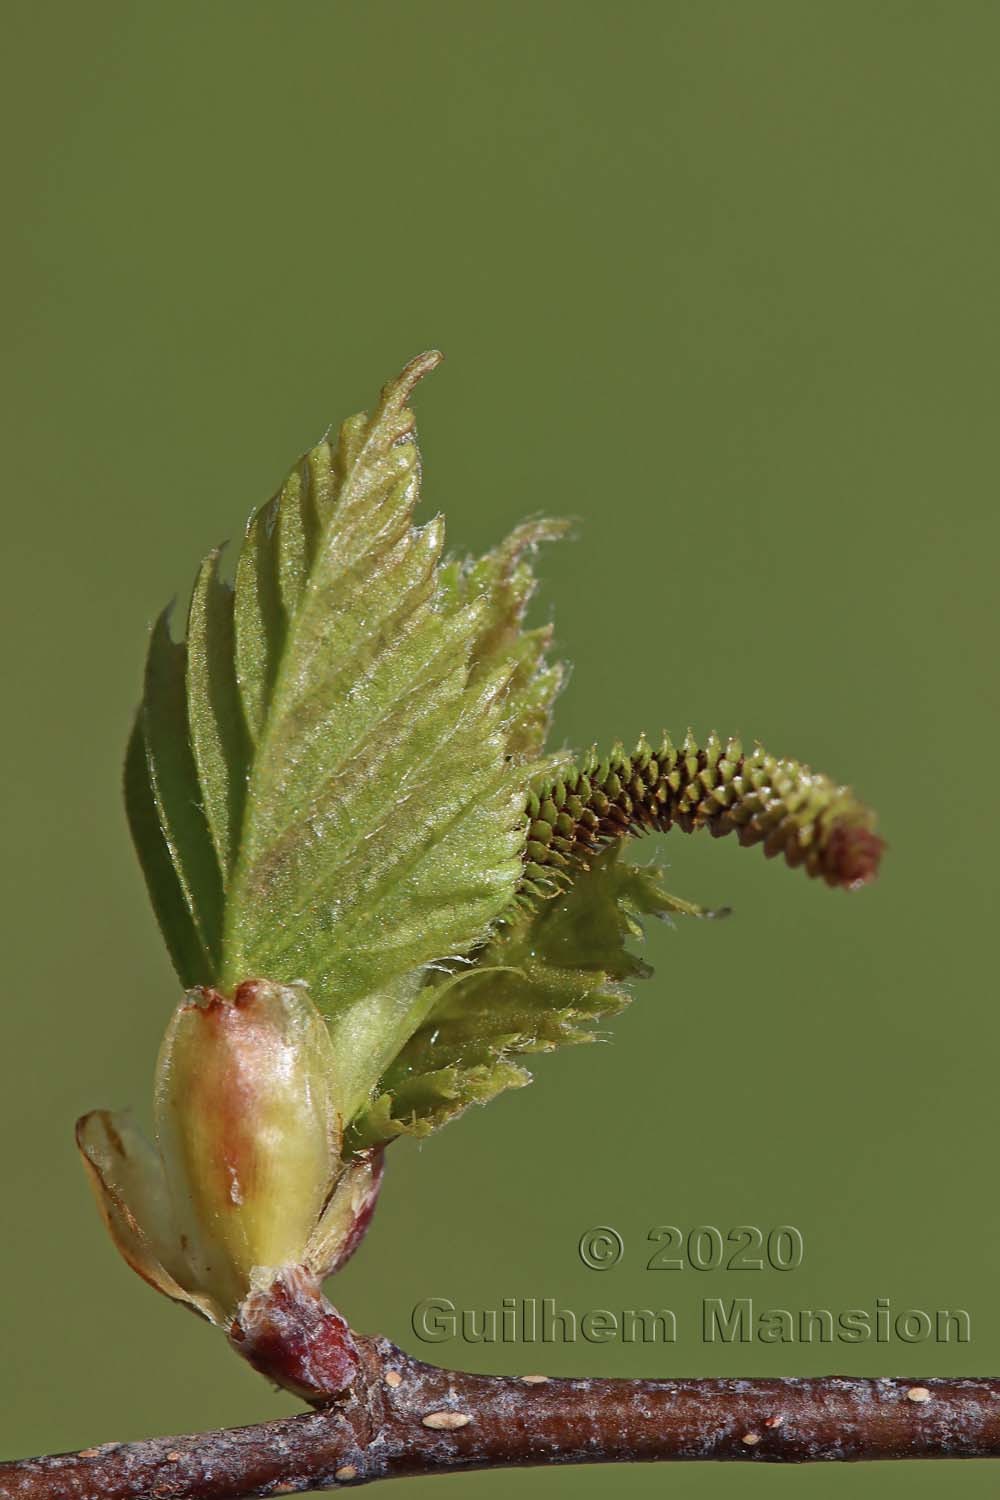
522,731,883,896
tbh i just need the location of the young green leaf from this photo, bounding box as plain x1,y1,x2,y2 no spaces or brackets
125,355,572,1116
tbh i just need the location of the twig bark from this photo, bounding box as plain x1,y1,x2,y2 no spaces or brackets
3,1337,1000,1499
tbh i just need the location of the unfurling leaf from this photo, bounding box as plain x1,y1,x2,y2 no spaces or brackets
348,845,711,1148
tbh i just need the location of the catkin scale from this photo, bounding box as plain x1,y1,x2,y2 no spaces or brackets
522,732,883,896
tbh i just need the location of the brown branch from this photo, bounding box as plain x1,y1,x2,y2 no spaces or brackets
3,1337,1000,1499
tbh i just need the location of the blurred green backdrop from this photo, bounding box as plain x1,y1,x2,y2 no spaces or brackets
2,3,998,1497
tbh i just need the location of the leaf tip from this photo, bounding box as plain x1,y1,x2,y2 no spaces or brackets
384,349,444,408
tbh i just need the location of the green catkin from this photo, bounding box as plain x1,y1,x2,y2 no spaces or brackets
521,731,883,897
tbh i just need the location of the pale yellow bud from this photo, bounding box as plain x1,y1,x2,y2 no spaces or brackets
77,980,359,1324
154,979,343,1314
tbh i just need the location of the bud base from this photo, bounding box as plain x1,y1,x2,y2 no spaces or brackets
229,1266,360,1404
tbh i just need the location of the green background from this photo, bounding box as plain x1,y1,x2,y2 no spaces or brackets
2,3,997,1496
